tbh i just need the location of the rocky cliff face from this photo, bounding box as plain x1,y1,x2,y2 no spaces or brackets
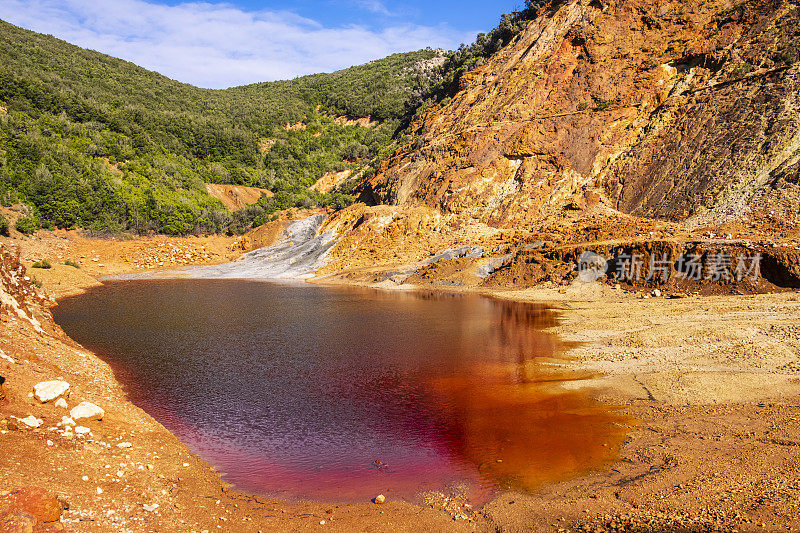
359,0,800,228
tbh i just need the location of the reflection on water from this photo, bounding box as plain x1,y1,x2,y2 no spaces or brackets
53,281,631,503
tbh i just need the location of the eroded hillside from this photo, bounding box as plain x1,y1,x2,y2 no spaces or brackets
307,0,800,292
360,0,799,228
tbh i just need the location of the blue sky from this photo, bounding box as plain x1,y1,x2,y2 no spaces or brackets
154,1,524,30
0,0,522,89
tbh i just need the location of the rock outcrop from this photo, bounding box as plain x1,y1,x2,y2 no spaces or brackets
359,0,800,228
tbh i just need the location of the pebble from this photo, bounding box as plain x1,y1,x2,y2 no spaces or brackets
96,487,103,495
374,494,386,504
19,416,43,428
117,442,133,449
143,504,159,512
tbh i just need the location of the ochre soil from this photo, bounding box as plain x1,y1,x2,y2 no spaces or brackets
1,221,800,532
204,184,273,212
4,230,244,299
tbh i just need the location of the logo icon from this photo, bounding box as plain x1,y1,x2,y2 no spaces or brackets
577,251,608,282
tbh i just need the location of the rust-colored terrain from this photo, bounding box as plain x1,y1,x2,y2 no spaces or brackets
204,184,273,212
362,0,800,228
2,0,800,531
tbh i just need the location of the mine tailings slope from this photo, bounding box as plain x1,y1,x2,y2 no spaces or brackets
359,0,800,229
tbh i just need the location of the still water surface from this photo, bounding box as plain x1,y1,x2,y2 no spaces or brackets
53,280,628,503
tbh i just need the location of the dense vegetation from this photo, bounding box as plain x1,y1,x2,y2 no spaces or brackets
0,19,440,234
0,3,539,236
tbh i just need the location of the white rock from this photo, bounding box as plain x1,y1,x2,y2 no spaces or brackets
82,476,89,481
54,398,68,409
96,487,103,495
34,380,70,403
652,289,662,298
46,440,53,446
19,416,43,428
74,426,91,435
143,503,159,512
70,402,104,422
61,416,76,426
117,442,132,449
0,351,16,364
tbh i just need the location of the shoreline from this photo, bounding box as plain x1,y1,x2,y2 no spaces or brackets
2,233,800,531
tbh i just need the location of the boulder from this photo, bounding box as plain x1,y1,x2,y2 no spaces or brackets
0,487,64,525
33,381,70,403
70,402,104,422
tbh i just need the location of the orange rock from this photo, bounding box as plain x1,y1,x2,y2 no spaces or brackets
0,510,36,533
34,523,65,532
0,487,64,524
359,0,800,228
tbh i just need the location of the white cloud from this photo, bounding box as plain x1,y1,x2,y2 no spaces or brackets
0,0,474,89
353,0,393,16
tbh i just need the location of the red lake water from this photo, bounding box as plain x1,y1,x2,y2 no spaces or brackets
52,280,630,504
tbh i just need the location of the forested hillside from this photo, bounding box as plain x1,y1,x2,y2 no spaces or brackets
0,19,442,234
0,2,540,235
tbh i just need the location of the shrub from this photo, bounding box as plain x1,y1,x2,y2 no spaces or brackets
15,215,39,235
732,62,754,78
593,99,613,111
64,259,80,268
0,214,9,236
32,259,51,269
